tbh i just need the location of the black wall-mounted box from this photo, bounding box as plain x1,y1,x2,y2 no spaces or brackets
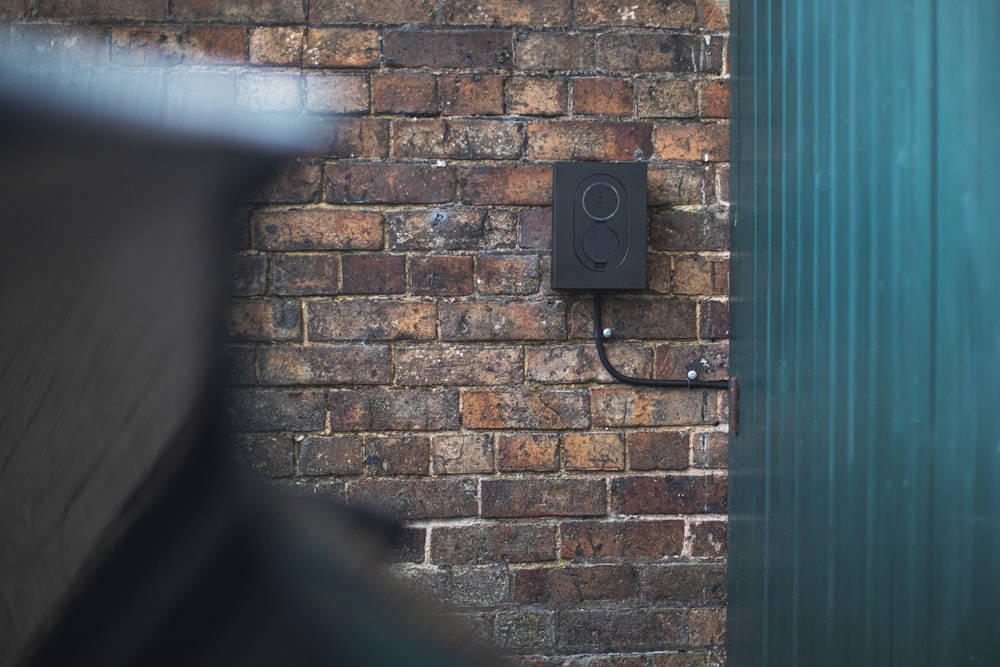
551,161,647,290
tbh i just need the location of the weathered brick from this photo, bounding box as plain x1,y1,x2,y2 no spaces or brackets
390,527,427,564
304,28,379,68
445,564,511,607
229,253,267,296
495,610,555,653
564,657,647,667
226,389,326,432
654,343,728,383
556,609,684,652
441,74,505,116
310,0,436,24
393,119,523,160
258,345,390,385
326,163,456,204
597,34,724,73
347,477,478,520
688,520,728,558
2,24,111,64
272,253,339,295
476,254,540,295
648,253,673,294
305,72,369,114
518,210,552,249
225,299,301,342
173,0,304,22
299,435,363,475
230,207,252,251
0,0,29,19
692,431,728,469
384,30,513,69
526,344,651,383
36,0,165,20
699,80,730,117
573,297,695,339
654,123,730,162
515,32,594,71
249,27,304,66
648,165,708,206
238,71,301,113
699,300,729,339
701,0,730,29
432,433,494,474
689,607,726,646
460,165,552,205
560,519,684,560
111,26,245,66
611,475,727,514
573,77,633,116
308,300,436,341
672,255,729,295
341,254,406,294
329,389,459,430
512,565,637,604
364,435,431,476
526,121,653,161
635,79,698,118
387,209,486,251
440,0,570,26
441,300,566,341
564,432,625,471
641,563,726,603
232,433,294,477
506,77,568,116
649,209,728,252
374,73,438,115
497,433,560,472
410,255,475,296
254,208,382,251
464,390,588,429
432,523,557,564
315,118,390,159
395,345,523,386
715,164,730,204
574,0,696,27
225,345,256,385
654,651,723,667
592,388,719,428
483,478,605,518
628,430,689,471
250,160,322,203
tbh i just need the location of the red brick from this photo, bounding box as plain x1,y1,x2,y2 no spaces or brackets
383,30,513,69
440,300,566,340
700,80,730,117
556,609,684,652
387,209,488,251
559,519,684,559
364,435,430,475
654,342,729,382
648,165,708,206
173,0,304,22
628,430,689,471
410,255,475,296
249,27,304,66
463,390,588,429
512,565,637,604
329,389,460,431
459,164,552,205
432,433,494,474
250,160,322,203
574,0,696,28
233,434,294,477
701,0,730,29
258,345,390,385
225,299,301,342
3,25,111,64
226,389,326,432
374,73,438,115
347,478,478,520
307,299,436,341
441,74,505,116
647,253,672,294
310,0,436,24
526,343,651,384
315,118,389,159
716,164,730,203
111,26,245,66
476,254,540,295
482,478,606,518
229,253,267,296
506,77,568,116
326,163,456,204
641,563,726,603
395,345,523,386
525,121,653,161
393,120,523,160
305,72,369,114
688,520,728,557
519,210,552,249
304,28,379,68
225,345,256,385
254,208,382,251
515,32,594,71
689,607,726,646
564,432,625,471
699,300,729,339
654,123,730,162
692,431,728,468
440,0,570,26
0,0,29,18
635,79,697,118
299,435,363,475
649,208,728,252
431,524,557,564
341,254,406,294
597,33,724,74
591,388,719,428
611,475,727,514
573,77,633,116
390,527,427,564
497,433,560,472
573,297,695,339
36,0,166,20
272,253,339,295
238,71,301,113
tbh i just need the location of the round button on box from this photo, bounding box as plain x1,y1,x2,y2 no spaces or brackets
582,182,620,220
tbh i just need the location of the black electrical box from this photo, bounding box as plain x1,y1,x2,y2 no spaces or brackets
551,161,647,290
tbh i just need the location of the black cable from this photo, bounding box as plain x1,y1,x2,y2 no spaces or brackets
592,290,730,390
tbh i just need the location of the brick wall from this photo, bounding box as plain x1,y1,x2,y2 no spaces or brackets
8,1,730,664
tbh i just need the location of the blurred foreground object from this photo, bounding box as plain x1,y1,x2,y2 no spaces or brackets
0,35,500,667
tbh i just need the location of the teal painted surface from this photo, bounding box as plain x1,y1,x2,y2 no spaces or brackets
729,1,1000,664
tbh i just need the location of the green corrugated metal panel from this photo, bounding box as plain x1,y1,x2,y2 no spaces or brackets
729,1,999,665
